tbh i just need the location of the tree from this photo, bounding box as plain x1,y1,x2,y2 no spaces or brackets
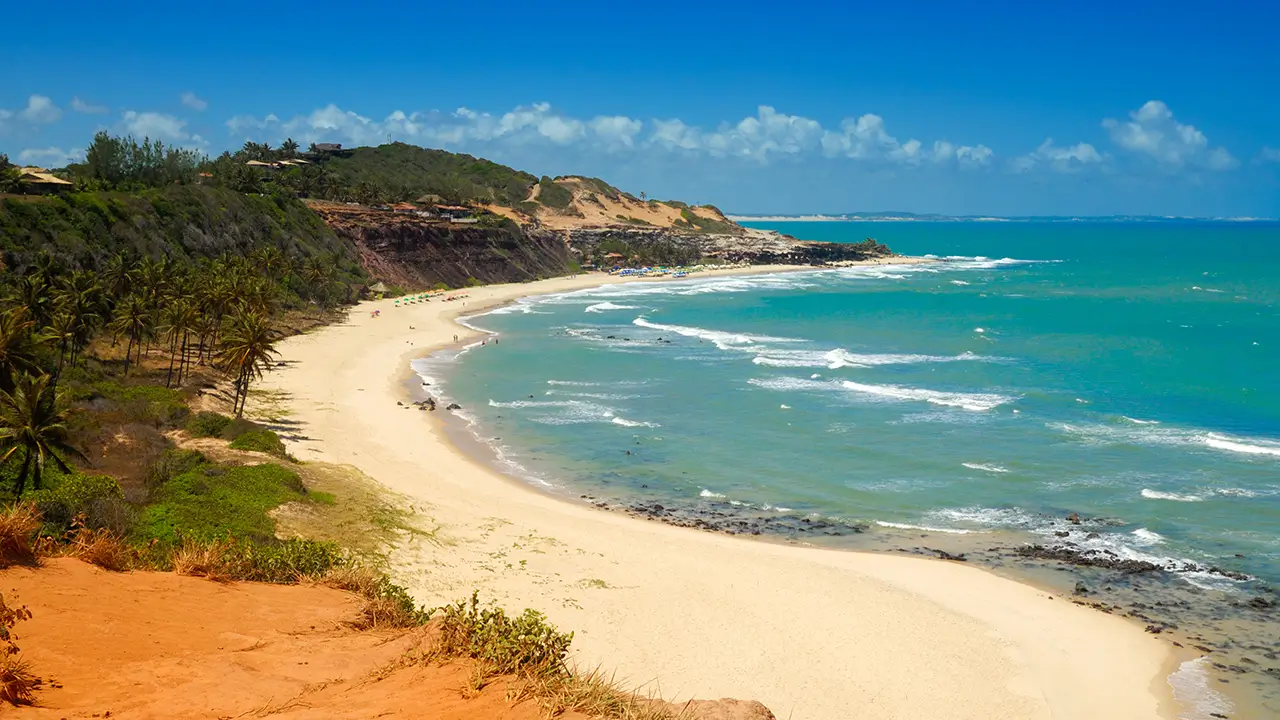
0,373,83,495
0,154,21,193
280,138,300,159
0,307,40,393
159,301,197,388
215,309,279,417
109,295,151,375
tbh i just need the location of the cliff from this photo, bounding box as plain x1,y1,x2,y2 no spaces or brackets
307,201,573,288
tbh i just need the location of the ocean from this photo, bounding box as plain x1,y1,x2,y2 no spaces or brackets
415,221,1280,717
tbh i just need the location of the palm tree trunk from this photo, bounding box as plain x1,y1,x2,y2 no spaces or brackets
15,451,31,496
123,334,134,375
166,336,177,388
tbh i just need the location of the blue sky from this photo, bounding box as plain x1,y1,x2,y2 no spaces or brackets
3,0,1279,217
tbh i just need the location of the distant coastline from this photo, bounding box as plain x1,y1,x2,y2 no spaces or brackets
730,213,1277,223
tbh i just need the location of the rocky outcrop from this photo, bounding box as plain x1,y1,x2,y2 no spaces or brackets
565,226,892,265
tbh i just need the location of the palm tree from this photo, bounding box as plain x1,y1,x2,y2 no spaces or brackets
109,295,151,375
250,247,286,281
215,309,279,417
100,253,135,300
159,301,198,388
41,311,77,380
280,138,300,159
0,307,40,393
0,373,84,495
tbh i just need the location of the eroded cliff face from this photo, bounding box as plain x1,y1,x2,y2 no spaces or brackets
309,202,572,289
308,201,891,291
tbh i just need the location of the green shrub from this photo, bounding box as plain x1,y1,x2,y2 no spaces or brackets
133,462,308,545
144,449,207,494
25,473,125,534
228,429,289,458
186,411,232,438
219,417,259,440
434,591,573,677
219,538,344,582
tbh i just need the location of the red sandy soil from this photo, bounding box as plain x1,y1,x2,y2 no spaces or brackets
0,558,587,719
1,560,773,720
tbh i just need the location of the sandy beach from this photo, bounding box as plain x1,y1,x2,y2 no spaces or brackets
259,260,1179,720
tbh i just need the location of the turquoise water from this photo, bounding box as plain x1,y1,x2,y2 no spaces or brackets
423,222,1280,592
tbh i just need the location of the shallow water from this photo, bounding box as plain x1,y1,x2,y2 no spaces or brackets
418,221,1280,718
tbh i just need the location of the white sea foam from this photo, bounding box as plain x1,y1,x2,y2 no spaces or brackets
546,390,643,400
585,302,640,313
962,462,1010,474
1052,422,1280,460
751,348,998,369
1141,489,1205,502
1122,416,1161,425
839,380,1014,411
950,280,971,285
699,489,726,499
1214,487,1260,498
929,507,1041,528
490,398,619,426
1167,657,1234,720
633,317,799,349
611,416,660,428
1204,432,1280,457
875,521,979,535
748,376,1014,412
1131,528,1166,546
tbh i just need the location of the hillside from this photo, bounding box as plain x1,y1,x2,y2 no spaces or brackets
0,186,363,282
323,143,744,234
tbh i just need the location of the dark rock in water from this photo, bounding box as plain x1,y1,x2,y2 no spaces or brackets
1074,581,1090,595
1248,596,1277,611
446,403,462,410
1054,531,1069,538
1066,512,1082,525
1014,545,1162,574
927,548,967,562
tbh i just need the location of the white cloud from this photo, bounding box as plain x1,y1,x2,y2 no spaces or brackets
1011,139,1104,173
19,95,61,124
223,101,997,171
590,116,643,149
1102,100,1236,170
17,147,83,167
181,92,208,111
119,110,204,147
1257,146,1280,165
956,144,995,167
227,102,644,153
71,97,108,114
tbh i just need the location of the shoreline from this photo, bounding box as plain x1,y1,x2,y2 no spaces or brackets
260,260,1180,720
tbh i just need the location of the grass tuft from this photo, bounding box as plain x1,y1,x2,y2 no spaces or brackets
0,505,40,569
64,521,131,572
0,655,37,705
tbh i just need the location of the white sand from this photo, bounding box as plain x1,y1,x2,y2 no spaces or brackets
260,262,1178,720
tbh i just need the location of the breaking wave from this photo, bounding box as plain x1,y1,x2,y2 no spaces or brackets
1051,422,1280,460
